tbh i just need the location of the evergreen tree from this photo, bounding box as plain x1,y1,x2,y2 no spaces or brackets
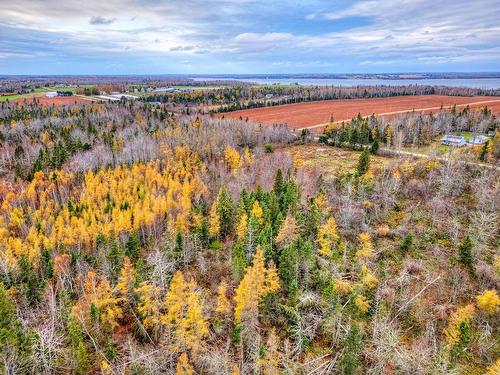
371,139,379,154
479,140,489,161
339,323,363,375
107,236,124,283
356,149,370,176
40,248,54,279
0,282,19,348
67,316,91,375
232,242,246,283
174,231,184,260
273,169,284,197
125,231,141,263
216,187,234,239
400,234,413,255
458,235,474,275
278,243,298,299
19,254,42,305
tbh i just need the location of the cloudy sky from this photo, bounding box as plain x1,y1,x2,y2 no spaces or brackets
1,0,499,74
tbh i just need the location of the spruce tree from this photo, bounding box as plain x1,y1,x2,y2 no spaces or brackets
371,139,379,154
458,235,474,275
216,187,234,239
273,169,284,197
400,234,413,255
356,148,370,176
125,231,141,263
278,243,298,298
339,323,363,375
479,141,489,161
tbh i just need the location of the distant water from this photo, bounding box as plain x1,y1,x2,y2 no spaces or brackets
194,77,500,89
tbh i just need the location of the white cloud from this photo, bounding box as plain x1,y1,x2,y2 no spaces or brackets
0,0,499,72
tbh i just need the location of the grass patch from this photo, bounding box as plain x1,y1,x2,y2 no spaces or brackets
286,144,389,180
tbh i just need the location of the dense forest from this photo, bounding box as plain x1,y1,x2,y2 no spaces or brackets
0,98,499,375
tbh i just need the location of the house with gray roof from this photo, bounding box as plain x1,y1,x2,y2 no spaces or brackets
441,135,466,146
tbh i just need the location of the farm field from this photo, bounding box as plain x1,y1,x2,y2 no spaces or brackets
221,95,500,131
11,95,91,106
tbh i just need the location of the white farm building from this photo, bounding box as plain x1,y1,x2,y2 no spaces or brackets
469,135,489,145
441,135,466,147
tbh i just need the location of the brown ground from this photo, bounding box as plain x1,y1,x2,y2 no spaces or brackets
221,95,500,132
13,96,91,106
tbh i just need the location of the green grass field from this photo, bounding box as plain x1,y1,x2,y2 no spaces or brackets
0,94,26,102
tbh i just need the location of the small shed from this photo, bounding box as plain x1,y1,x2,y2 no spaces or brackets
441,135,466,147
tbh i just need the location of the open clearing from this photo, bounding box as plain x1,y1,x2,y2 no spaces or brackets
221,95,500,132
11,96,91,106
285,144,389,180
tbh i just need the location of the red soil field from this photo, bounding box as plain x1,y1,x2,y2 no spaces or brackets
221,95,500,132
13,96,91,106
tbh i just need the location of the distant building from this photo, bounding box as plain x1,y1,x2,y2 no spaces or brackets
45,91,58,98
56,91,72,97
487,130,496,137
441,135,466,146
469,135,489,145
265,94,274,99
153,87,173,92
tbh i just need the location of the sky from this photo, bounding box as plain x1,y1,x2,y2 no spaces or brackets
0,0,499,75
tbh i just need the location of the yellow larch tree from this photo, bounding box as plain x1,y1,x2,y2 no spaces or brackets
354,294,370,314
182,281,209,352
72,270,123,331
162,271,208,352
135,281,162,331
333,278,353,296
234,246,280,324
208,201,220,238
258,328,280,375
355,232,374,261
224,145,241,174
386,125,394,146
215,280,231,316
236,212,248,240
485,359,500,375
275,213,298,248
162,271,188,327
316,217,339,257
476,289,500,315
243,147,254,167
360,264,378,289
251,200,264,225
117,257,135,299
175,353,194,375
443,304,475,349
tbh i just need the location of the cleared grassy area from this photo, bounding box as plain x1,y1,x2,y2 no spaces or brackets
285,144,389,179
0,92,45,102
0,94,25,102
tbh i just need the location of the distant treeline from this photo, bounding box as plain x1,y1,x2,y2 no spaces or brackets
140,85,500,113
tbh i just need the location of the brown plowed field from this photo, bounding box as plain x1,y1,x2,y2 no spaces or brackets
222,95,500,132
13,96,91,106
